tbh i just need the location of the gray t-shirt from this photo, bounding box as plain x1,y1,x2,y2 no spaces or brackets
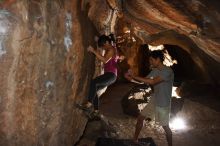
147,65,174,107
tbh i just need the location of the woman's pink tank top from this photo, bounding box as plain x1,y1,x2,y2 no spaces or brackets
104,47,118,76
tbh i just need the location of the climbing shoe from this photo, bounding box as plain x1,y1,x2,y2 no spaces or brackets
75,103,93,112
87,111,101,121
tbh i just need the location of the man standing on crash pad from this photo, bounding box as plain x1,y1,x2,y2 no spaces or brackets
125,50,174,146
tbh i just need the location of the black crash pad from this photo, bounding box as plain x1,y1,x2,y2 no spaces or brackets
95,137,156,146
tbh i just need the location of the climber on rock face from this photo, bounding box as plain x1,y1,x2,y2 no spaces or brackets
77,34,119,119
125,50,174,146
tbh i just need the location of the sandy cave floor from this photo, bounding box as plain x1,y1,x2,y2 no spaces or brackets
76,82,220,146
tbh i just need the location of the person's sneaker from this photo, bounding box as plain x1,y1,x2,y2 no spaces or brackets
75,103,93,112
87,111,101,120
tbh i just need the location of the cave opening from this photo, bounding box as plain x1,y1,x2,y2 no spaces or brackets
128,43,200,86
164,44,201,84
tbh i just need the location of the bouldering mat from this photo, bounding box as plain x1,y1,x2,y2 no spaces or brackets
95,137,156,146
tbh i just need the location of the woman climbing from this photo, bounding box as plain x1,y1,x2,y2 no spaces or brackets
77,34,118,119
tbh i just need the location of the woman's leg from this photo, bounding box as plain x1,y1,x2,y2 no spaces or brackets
87,72,116,110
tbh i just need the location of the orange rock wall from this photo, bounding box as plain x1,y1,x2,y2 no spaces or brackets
0,1,98,145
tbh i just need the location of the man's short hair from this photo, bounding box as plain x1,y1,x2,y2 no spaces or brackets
149,50,165,62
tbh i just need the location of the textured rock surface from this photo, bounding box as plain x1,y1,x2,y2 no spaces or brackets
0,1,98,146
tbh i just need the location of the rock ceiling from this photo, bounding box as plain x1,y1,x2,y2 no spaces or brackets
88,0,220,63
